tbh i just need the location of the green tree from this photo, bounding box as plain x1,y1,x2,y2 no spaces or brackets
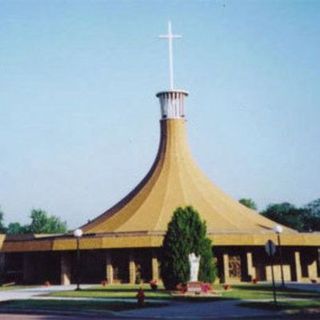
303,199,320,231
0,207,6,233
198,237,216,283
6,222,29,235
305,198,320,216
239,198,257,210
160,206,217,290
261,202,306,231
29,209,67,234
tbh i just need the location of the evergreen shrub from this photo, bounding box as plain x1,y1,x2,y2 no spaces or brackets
160,206,217,290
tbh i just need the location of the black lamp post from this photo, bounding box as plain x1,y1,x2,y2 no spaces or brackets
73,228,83,291
274,225,285,287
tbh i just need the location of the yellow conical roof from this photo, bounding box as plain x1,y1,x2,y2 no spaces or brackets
82,118,294,235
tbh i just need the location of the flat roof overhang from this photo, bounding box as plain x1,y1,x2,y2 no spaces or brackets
1,231,320,253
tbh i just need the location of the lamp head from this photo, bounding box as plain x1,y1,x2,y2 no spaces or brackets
73,228,83,238
273,225,283,234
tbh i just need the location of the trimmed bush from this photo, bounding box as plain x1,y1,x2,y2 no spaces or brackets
160,206,217,290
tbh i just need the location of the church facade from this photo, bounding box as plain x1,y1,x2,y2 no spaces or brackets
1,24,320,286
2,87,320,285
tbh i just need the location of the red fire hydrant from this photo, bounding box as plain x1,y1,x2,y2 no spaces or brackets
136,288,145,307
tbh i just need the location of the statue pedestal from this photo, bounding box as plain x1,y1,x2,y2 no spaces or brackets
187,281,202,294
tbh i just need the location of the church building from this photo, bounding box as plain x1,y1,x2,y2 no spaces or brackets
1,24,320,285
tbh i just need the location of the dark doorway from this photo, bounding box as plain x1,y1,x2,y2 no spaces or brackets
113,250,129,283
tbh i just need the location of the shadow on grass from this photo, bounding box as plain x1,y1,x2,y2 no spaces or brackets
0,299,168,312
50,287,231,303
48,284,320,305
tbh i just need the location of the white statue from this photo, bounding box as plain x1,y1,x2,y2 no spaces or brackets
188,252,201,282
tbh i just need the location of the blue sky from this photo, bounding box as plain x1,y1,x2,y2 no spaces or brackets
1,0,319,228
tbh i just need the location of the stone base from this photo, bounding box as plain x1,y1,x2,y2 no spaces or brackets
172,292,221,297
173,282,221,297
187,281,202,293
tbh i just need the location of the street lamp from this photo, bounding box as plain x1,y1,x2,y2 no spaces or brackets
273,225,285,287
73,228,83,291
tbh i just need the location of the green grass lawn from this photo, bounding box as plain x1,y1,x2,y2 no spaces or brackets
224,284,320,312
1,284,319,315
49,283,320,302
50,283,172,299
221,284,320,300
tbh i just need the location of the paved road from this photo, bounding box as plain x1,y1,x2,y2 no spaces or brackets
0,315,131,320
0,315,104,320
120,299,277,319
0,300,279,320
1,313,320,320
285,282,320,293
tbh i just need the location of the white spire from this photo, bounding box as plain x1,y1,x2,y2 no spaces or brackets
159,21,181,90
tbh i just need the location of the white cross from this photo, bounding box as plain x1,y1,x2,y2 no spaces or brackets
159,21,182,90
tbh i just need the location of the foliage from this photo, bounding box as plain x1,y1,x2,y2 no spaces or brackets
261,202,305,231
305,198,320,216
0,208,6,233
303,198,320,231
160,206,217,290
239,198,257,210
29,209,67,234
0,207,67,234
198,237,217,283
6,222,29,235
261,201,320,232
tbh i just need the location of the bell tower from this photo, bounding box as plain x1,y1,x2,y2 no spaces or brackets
156,90,188,119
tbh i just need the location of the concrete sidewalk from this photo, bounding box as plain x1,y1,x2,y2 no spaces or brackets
0,285,92,302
